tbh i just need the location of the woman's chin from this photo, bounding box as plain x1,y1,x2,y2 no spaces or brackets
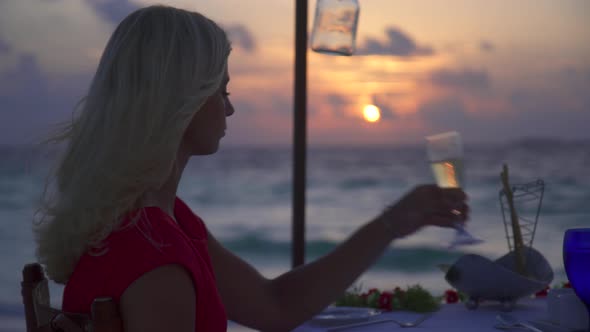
196,143,221,156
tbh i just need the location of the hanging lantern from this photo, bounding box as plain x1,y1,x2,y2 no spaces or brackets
310,0,360,56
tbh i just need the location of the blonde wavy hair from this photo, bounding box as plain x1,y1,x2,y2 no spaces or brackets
34,5,231,283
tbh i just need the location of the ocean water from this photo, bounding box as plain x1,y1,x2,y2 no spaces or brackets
1,140,589,330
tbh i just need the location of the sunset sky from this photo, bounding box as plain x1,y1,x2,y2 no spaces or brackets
0,0,588,146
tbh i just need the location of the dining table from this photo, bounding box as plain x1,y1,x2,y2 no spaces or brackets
291,298,573,332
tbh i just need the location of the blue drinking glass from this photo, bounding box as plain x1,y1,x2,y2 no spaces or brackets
563,228,590,331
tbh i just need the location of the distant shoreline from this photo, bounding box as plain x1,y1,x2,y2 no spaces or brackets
1,136,589,152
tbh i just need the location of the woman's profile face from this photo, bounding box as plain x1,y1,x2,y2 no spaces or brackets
180,70,234,155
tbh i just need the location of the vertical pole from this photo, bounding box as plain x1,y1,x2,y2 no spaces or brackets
292,0,308,268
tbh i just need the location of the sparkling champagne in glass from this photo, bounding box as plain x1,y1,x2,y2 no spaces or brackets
426,131,482,248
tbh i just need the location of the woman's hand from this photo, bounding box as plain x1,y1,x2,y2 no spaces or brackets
377,184,469,239
210,184,468,330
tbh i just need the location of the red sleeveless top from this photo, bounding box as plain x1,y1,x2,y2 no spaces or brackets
62,197,227,331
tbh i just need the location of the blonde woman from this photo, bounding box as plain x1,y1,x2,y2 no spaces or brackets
35,5,469,332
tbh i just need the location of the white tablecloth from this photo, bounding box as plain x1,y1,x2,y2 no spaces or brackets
293,298,562,332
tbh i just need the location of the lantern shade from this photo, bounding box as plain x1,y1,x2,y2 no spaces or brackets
310,0,360,56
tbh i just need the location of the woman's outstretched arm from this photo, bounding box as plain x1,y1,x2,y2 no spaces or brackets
209,185,467,331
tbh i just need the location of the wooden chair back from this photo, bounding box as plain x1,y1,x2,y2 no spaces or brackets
21,263,123,332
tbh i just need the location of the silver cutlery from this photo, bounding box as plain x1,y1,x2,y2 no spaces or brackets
496,314,544,332
326,313,432,331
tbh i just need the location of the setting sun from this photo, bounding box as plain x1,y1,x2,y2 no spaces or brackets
362,104,381,123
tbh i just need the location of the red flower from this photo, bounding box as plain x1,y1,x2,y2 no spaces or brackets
563,282,572,288
378,292,393,311
445,289,459,303
535,285,550,297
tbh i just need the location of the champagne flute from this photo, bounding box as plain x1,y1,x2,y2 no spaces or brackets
425,131,483,248
563,228,590,331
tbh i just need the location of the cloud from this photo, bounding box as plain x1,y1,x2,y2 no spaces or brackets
510,68,590,116
222,96,293,146
510,88,584,115
224,24,256,53
319,94,361,119
430,68,491,91
325,94,347,108
0,54,89,144
371,94,397,120
480,40,494,52
357,27,434,56
0,39,10,54
0,1,115,74
269,94,293,116
556,67,590,108
487,93,590,142
85,1,258,53
417,97,470,132
85,0,140,25
413,68,590,142
0,54,45,97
